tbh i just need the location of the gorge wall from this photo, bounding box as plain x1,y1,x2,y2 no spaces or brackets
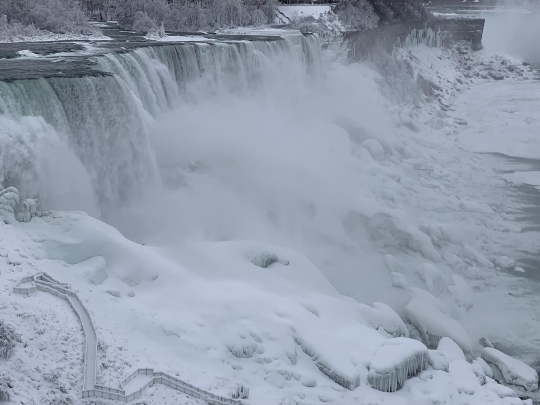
345,17,485,61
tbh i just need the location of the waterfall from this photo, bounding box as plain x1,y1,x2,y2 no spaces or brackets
0,33,321,213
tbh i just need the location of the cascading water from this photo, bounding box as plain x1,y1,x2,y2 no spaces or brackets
0,33,321,214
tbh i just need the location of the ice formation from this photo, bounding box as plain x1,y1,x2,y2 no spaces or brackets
367,337,428,392
405,288,472,352
481,347,539,391
0,187,18,215
15,198,38,223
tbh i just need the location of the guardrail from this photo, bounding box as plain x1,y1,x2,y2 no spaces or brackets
13,273,249,405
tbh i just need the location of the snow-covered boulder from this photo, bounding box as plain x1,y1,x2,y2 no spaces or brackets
481,348,539,391
437,337,465,363
405,288,472,353
359,302,409,338
367,337,428,392
448,274,474,310
294,332,362,390
416,263,446,296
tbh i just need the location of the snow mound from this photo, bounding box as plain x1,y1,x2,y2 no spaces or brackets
448,274,474,310
449,359,481,395
427,350,449,372
405,288,472,353
481,348,539,391
416,263,446,296
359,302,409,338
367,337,428,392
391,272,408,289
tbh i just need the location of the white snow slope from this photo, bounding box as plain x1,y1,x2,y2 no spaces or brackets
1,27,540,405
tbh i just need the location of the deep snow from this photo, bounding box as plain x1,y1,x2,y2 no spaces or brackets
1,24,540,405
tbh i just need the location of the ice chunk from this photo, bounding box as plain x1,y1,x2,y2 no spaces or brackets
481,348,539,391
495,256,514,269
405,288,472,353
427,350,449,372
359,302,409,338
367,337,428,392
391,272,408,289
437,337,465,363
448,274,474,310
416,263,446,296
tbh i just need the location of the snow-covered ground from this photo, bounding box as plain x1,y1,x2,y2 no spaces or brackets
2,25,540,405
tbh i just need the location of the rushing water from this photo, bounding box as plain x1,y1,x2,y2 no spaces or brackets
0,34,321,214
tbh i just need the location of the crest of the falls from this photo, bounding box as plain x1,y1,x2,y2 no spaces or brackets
0,33,322,212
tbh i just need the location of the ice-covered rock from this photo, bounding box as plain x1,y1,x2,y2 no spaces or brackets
481,348,539,391
416,263,446,296
448,274,474,310
367,337,428,392
405,288,472,353
359,302,409,338
391,272,408,289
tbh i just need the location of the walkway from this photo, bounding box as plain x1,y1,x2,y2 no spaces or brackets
13,273,248,405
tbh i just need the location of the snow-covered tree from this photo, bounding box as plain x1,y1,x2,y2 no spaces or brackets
335,0,379,30
0,320,19,359
0,0,94,34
